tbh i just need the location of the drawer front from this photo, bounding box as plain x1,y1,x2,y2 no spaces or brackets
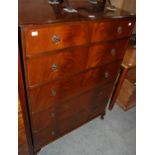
27,39,127,86
26,47,88,86
24,23,90,55
92,20,135,42
29,61,121,113
86,39,128,69
32,96,109,148
82,61,121,88
31,82,114,132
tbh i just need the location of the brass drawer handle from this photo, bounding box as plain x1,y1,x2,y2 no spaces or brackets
50,90,56,97
52,34,60,45
104,72,109,78
117,26,123,34
51,131,55,136
51,63,58,71
111,48,116,56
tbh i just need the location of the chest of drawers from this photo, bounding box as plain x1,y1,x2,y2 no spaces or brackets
18,0,135,154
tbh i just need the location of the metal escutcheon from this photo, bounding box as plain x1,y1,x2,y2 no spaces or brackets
104,72,109,78
111,48,116,56
51,63,58,71
52,34,60,45
50,112,55,117
51,131,55,136
50,90,56,97
117,26,123,34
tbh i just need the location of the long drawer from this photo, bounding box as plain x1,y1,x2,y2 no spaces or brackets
24,23,91,55
33,100,108,148
31,82,114,133
28,61,121,113
26,39,128,86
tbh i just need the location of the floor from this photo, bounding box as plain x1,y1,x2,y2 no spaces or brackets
38,104,136,155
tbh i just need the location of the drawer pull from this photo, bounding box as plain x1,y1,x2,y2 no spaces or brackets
50,112,55,117
51,63,58,71
111,48,116,56
50,90,57,97
99,91,104,95
117,26,123,34
52,34,60,45
51,131,55,136
128,22,132,26
104,72,109,78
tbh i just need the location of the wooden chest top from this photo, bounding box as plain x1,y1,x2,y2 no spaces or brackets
18,0,135,26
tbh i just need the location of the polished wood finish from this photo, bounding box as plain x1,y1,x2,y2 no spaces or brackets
18,0,135,26
109,43,136,110
28,61,121,113
24,23,90,55
19,0,135,154
33,99,107,148
26,39,128,86
31,82,114,133
18,98,30,155
91,19,135,42
18,50,34,155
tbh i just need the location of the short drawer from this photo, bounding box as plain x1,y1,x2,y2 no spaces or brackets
83,61,121,88
86,39,128,69
29,61,121,113
33,126,57,148
26,47,88,86
30,82,114,132
91,19,135,42
24,23,90,55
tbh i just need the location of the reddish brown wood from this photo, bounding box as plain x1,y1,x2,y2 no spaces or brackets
26,47,88,86
28,61,121,113
18,110,30,155
30,82,114,133
33,99,108,148
26,39,128,86
18,51,33,155
18,0,135,26
18,0,135,153
109,67,127,110
86,39,129,69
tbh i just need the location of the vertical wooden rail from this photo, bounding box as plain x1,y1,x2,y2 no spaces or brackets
18,49,34,155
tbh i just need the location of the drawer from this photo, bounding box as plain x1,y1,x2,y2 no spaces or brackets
24,23,90,55
26,47,88,86
33,126,57,148
30,82,114,132
57,99,108,140
27,39,127,86
91,19,135,42
29,72,83,113
29,61,121,113
86,39,128,68
83,61,121,88
32,98,109,148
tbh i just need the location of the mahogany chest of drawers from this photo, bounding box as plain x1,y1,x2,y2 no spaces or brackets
18,0,135,154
